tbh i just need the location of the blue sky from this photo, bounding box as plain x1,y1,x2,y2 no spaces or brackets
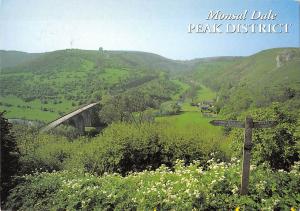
0,0,299,59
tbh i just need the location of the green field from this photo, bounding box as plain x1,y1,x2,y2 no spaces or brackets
157,112,221,134
0,96,73,122
156,83,222,140
170,79,190,100
196,85,216,102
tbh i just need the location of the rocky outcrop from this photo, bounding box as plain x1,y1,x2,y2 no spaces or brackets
276,50,295,68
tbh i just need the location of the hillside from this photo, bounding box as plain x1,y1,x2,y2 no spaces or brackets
0,49,192,121
1,47,299,122
0,50,42,68
188,48,300,115
1,48,300,210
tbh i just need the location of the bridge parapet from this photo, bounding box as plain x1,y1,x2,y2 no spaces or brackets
40,102,100,134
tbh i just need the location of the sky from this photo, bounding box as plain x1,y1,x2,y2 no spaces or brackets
0,0,299,59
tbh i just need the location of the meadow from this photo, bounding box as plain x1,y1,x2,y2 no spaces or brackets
156,83,221,139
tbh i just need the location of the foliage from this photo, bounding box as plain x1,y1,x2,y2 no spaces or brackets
15,131,82,174
1,48,300,210
0,49,187,122
73,122,231,175
158,101,181,116
188,48,300,116
0,112,19,204
49,124,82,139
5,159,300,210
14,122,230,176
230,103,299,170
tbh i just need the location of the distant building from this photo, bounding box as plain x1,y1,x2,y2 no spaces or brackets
201,105,210,111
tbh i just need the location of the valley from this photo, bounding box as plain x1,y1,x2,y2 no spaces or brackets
2,48,299,124
1,47,299,210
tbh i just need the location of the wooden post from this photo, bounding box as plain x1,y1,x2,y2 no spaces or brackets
241,116,253,195
209,117,277,195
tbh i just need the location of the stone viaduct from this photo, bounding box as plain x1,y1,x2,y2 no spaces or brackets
41,102,100,134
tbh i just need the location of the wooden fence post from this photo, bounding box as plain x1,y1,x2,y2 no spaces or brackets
240,116,253,195
210,116,277,195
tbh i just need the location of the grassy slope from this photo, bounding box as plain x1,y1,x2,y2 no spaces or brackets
0,49,190,122
0,96,72,121
158,47,300,149
155,81,232,155
156,81,223,139
190,48,300,114
0,50,42,68
1,47,299,122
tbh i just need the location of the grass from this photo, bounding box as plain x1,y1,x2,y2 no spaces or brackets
156,111,221,134
181,83,216,112
155,110,230,155
196,85,216,102
171,79,190,100
0,67,129,122
1,106,59,122
156,83,222,139
0,96,74,122
181,103,200,112
99,68,129,85
154,82,232,158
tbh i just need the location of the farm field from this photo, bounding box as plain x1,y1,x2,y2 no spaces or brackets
0,95,73,122
157,83,220,134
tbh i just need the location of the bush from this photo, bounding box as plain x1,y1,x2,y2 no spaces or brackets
50,124,81,139
230,103,299,170
5,159,300,210
0,112,19,204
15,132,83,174
14,122,230,176
159,102,181,116
69,122,230,175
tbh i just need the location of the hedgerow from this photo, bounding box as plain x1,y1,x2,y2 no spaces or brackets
16,122,230,175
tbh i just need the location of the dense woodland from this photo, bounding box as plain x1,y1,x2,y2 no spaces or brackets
0,48,299,210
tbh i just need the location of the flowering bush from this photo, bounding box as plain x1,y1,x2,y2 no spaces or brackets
5,159,300,210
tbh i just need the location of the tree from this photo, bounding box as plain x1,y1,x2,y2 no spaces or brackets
0,112,19,205
99,95,130,124
99,91,152,124
251,105,299,170
230,104,299,170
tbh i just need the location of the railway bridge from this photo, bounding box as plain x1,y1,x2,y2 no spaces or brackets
41,102,100,134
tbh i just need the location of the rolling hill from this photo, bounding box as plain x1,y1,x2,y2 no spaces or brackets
0,47,299,122
187,48,300,115
0,50,42,68
0,49,192,121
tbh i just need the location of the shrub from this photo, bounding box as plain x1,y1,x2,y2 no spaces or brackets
230,103,299,170
14,122,230,176
70,122,230,175
5,159,300,210
0,112,20,204
15,133,83,174
159,102,181,116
